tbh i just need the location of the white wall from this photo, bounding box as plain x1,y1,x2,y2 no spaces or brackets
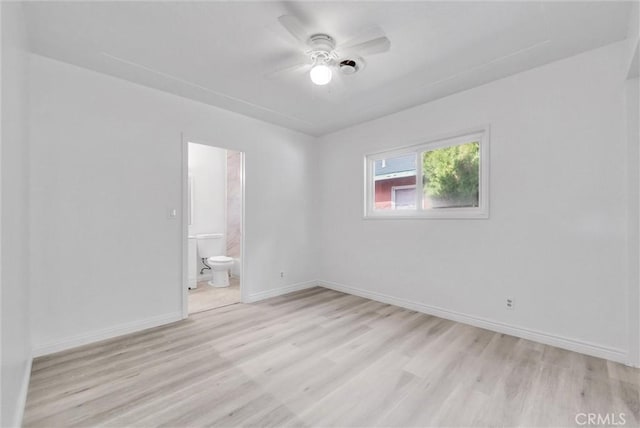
29,54,317,355
624,1,640,367
188,143,226,238
1,2,32,426
626,1,639,80
627,76,639,366
188,142,227,275
317,40,632,363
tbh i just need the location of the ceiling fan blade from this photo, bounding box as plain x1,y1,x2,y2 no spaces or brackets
264,61,310,80
277,15,310,46
340,36,391,56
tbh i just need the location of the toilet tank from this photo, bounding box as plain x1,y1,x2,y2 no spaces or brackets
195,233,224,258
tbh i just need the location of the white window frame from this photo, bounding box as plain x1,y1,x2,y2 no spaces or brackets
364,126,490,219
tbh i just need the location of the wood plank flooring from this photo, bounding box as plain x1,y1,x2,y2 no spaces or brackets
23,287,640,427
188,277,241,314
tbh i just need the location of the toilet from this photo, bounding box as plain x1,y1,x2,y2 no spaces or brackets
195,233,234,287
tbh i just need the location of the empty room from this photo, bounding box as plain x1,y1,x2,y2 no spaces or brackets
1,1,639,427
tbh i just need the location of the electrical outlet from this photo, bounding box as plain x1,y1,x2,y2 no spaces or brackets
506,298,515,310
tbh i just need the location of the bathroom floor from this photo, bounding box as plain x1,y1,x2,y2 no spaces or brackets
188,276,240,314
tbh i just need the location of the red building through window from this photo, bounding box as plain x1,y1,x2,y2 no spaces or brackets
374,176,416,209
373,154,417,210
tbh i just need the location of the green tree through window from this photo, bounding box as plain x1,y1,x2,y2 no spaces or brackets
422,142,479,208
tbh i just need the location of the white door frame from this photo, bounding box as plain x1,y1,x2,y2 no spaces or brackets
181,135,247,319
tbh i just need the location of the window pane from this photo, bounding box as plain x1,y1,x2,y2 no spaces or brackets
393,186,416,209
422,142,479,209
374,154,416,210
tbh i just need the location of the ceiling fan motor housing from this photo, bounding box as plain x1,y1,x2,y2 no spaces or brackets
308,34,336,53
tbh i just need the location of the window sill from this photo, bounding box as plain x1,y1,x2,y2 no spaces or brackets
363,209,489,220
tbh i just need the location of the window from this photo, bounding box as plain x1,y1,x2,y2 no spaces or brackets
365,127,489,219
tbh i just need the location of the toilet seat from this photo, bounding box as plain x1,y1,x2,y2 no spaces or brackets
208,256,233,264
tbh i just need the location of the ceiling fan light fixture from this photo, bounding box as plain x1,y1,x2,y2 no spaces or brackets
310,63,332,85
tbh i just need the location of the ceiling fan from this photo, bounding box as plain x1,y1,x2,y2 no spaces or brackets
266,14,391,86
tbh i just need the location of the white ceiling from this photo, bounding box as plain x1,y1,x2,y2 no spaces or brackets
23,1,633,136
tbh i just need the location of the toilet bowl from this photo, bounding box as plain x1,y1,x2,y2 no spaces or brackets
195,233,234,288
207,256,234,287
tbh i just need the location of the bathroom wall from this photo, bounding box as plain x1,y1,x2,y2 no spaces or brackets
226,150,242,276
188,143,226,276
1,2,32,427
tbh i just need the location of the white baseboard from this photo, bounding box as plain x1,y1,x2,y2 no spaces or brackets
318,280,628,365
245,280,317,303
12,356,32,428
32,312,183,358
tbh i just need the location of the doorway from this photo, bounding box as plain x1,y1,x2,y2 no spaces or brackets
182,140,244,316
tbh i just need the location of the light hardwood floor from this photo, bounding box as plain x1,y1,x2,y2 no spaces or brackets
188,277,241,314
24,287,639,427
